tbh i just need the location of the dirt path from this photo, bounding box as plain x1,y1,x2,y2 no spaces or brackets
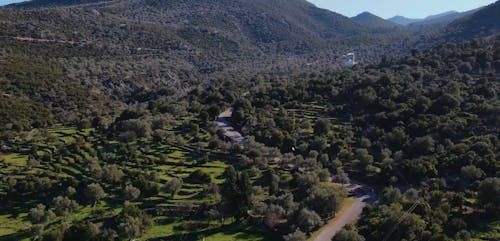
215,108,245,145
311,184,374,241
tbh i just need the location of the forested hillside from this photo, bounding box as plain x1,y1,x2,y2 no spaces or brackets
1,30,498,241
444,1,500,41
0,0,499,240
207,36,500,241
0,0,422,131
352,12,399,31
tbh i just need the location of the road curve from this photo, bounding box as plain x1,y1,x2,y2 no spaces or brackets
312,184,373,241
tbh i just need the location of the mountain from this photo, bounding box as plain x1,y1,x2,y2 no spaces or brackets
352,12,399,30
443,0,500,40
424,11,458,21
5,0,110,8
413,8,482,26
0,0,381,128
388,15,421,25
388,8,481,27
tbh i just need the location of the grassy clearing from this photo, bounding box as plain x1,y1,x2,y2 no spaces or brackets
0,153,27,166
0,213,28,238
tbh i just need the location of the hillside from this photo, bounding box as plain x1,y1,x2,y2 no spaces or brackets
4,0,111,8
352,12,399,30
0,0,413,130
443,0,500,40
0,0,499,241
1,31,498,241
388,8,480,27
0,0,498,131
414,8,481,26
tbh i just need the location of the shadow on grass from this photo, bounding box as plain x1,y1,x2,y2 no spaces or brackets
0,231,31,241
146,222,280,241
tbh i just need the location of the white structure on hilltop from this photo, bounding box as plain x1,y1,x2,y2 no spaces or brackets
343,52,357,66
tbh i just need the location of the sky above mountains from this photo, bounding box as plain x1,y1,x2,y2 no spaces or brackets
308,0,497,18
0,0,22,5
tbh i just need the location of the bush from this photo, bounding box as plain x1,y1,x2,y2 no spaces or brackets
186,170,212,184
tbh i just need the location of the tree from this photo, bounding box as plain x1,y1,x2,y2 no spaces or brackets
332,168,350,185
62,222,99,241
66,186,77,197
103,165,124,184
283,229,307,241
265,204,285,229
89,161,103,180
205,209,221,225
360,203,425,241
118,216,143,239
306,185,345,218
162,178,183,197
220,166,253,221
314,119,330,135
85,183,106,206
53,196,79,216
295,172,320,192
29,204,55,224
333,227,365,241
460,165,485,182
296,208,323,232
133,174,159,197
124,184,141,201
478,177,500,215
353,148,373,171
381,186,402,204
117,203,153,239
187,169,212,184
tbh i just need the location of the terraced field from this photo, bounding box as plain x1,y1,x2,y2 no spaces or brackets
0,118,275,241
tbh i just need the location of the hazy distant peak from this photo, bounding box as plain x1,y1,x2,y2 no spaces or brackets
424,10,459,20
352,11,399,30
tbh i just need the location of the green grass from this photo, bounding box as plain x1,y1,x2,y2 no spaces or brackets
141,219,279,241
0,122,236,241
472,221,500,241
0,213,28,239
0,153,28,166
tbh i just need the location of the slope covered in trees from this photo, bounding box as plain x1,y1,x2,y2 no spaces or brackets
352,12,399,31
0,6,499,237
440,1,500,41
0,0,423,131
213,36,499,240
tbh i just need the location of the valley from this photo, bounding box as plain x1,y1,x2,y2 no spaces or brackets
0,0,499,241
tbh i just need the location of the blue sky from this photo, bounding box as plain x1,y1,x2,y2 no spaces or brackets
0,0,23,6
308,0,497,18
0,0,496,19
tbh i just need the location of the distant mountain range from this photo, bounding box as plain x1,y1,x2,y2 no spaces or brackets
388,7,483,26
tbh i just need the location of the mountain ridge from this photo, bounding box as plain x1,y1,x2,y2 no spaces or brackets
351,11,399,30
388,7,482,26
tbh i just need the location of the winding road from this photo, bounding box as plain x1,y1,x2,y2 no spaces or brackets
216,108,374,240
312,184,374,241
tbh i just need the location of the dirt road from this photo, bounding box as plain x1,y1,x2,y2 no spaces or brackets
312,184,373,241
215,108,245,145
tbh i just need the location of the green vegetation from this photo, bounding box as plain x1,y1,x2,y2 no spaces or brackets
0,1,499,240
